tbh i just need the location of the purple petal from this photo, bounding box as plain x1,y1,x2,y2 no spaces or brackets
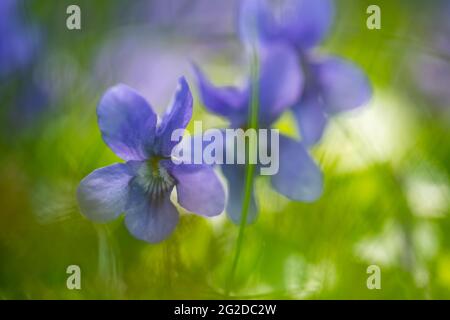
97,84,157,161
239,0,334,49
124,177,178,243
221,164,257,224
313,57,372,114
274,0,334,49
193,64,249,127
272,135,322,202
168,163,225,217
155,77,193,157
0,0,15,17
258,43,303,126
292,90,328,146
77,164,134,222
0,1,40,79
238,0,272,46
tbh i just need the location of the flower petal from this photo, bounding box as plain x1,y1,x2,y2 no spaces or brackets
97,84,157,161
271,135,323,202
258,43,303,126
77,163,133,222
155,77,193,157
221,164,258,224
280,0,334,49
314,57,372,114
292,90,328,146
239,0,272,47
240,0,334,49
124,178,178,243
193,64,249,127
168,163,225,217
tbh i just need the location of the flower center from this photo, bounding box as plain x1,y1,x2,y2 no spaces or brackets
134,157,175,201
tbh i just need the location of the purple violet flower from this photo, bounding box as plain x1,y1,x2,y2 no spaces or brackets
194,44,323,223
240,0,372,146
410,3,450,108
0,0,50,135
0,0,39,78
77,77,226,243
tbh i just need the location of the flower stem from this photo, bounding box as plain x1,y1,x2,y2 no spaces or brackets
226,48,260,295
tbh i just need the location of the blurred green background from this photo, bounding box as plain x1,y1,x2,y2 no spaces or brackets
0,0,449,299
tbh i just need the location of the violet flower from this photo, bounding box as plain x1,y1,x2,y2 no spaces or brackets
77,78,225,243
240,0,372,146
410,3,450,108
0,0,39,78
194,44,323,223
0,0,50,134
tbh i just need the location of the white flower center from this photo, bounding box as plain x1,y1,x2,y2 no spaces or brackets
134,159,175,201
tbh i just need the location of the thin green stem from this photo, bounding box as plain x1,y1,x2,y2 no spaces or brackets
226,49,260,295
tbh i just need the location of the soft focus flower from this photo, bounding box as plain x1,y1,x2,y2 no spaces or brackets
129,0,238,39
0,0,39,78
95,34,202,113
7,81,49,131
77,78,225,243
0,0,50,134
194,44,323,223
240,0,372,146
413,54,450,108
410,3,450,108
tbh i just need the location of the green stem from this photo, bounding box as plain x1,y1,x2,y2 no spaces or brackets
226,49,260,295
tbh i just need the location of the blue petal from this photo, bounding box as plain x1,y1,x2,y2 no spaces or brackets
221,164,258,224
97,84,157,161
124,177,178,243
239,0,272,47
271,135,323,202
292,90,328,146
155,77,193,157
239,0,334,49
77,163,134,222
0,0,40,78
313,57,372,114
194,44,302,129
168,163,225,217
193,64,249,127
258,43,303,126
276,0,334,49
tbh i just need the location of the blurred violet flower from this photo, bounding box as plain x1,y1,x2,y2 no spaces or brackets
95,34,202,113
412,54,450,108
77,78,225,243
8,81,49,131
410,3,450,108
239,0,372,146
129,0,238,39
0,0,50,133
0,0,39,78
0,0,50,135
194,44,322,223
